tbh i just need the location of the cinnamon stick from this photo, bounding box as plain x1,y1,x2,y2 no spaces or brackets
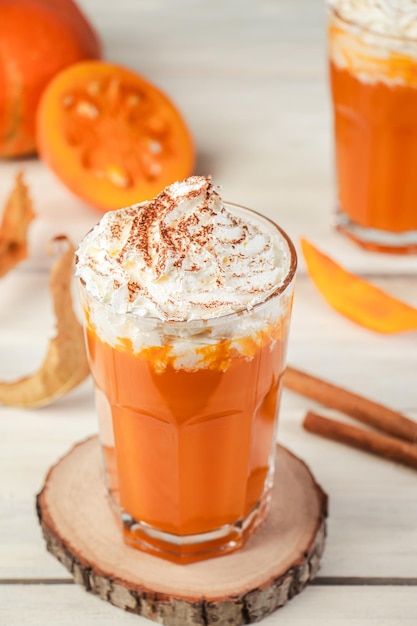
303,411,417,470
285,366,417,444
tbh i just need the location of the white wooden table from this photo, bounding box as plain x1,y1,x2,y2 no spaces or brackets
1,1,417,624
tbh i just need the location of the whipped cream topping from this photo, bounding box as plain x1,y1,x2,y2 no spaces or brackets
75,176,291,322
328,0,417,39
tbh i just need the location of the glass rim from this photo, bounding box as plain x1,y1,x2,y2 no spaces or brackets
328,4,417,46
78,201,297,330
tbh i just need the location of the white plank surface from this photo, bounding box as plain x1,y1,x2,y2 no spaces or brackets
1,0,417,624
1,584,417,625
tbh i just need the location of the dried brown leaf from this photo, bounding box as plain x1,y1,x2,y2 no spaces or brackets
0,171,35,277
0,236,90,407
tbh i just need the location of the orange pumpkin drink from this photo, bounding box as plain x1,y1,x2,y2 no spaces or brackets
75,176,296,563
328,1,417,253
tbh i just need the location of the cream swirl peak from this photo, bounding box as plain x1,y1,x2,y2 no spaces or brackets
328,0,417,39
75,176,290,322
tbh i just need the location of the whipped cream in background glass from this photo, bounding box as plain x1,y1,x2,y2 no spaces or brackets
328,0,417,39
328,0,417,84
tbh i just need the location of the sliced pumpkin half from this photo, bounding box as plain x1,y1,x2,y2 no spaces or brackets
36,60,195,211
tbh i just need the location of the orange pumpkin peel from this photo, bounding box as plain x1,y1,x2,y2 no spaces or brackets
301,238,417,334
0,236,90,407
0,171,35,277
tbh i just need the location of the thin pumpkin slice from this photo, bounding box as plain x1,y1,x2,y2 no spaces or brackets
0,236,90,407
36,60,195,211
0,171,35,277
301,238,417,334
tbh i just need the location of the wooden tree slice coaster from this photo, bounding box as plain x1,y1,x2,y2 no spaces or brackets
37,436,328,626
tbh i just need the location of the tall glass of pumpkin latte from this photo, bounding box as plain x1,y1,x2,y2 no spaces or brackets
75,176,296,563
328,0,417,253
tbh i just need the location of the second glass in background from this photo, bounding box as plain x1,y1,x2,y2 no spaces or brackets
328,3,417,253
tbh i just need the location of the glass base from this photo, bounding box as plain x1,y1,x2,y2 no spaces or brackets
334,210,417,254
115,491,271,565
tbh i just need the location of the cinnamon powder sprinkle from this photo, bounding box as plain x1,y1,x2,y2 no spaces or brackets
75,175,286,321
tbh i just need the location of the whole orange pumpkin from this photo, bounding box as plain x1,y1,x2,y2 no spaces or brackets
0,0,101,158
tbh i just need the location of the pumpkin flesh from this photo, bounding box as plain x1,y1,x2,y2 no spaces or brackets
36,61,195,211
